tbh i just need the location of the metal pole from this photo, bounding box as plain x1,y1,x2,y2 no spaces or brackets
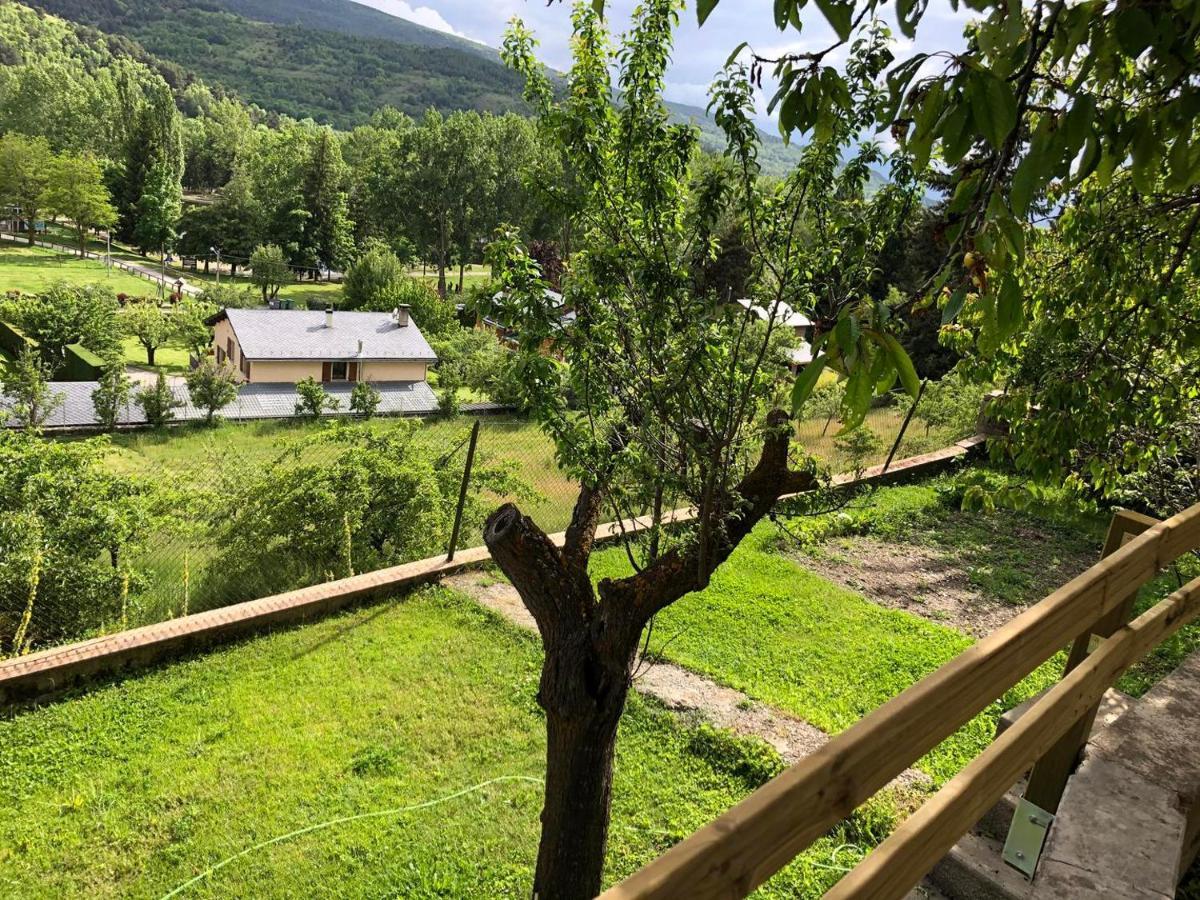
216,248,221,286
446,419,481,562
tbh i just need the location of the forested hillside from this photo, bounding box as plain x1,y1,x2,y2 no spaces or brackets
21,0,529,127
18,0,811,174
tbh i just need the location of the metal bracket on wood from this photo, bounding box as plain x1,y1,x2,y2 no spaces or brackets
1003,796,1055,879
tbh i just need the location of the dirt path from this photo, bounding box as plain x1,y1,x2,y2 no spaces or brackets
799,536,1020,637
444,571,928,786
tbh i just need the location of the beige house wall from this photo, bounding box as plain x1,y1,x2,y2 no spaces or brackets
361,361,428,382
212,319,238,364
249,360,324,383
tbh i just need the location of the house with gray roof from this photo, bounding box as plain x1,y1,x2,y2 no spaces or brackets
206,305,437,386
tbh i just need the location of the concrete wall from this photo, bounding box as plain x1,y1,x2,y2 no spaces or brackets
361,361,428,382
250,360,324,383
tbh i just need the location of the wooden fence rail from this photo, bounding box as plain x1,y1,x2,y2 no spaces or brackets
602,500,1200,900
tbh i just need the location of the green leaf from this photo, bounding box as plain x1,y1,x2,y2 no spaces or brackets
941,285,967,325
813,0,853,40
724,41,749,67
790,354,828,416
969,71,1018,150
698,0,721,26
881,332,921,398
1009,152,1040,216
997,274,1023,339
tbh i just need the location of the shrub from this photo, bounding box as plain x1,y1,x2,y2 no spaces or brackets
342,242,404,311
185,357,240,425
0,431,149,648
1,349,61,432
294,376,339,419
201,422,530,603
833,424,885,478
135,371,181,427
919,372,990,438
91,363,132,431
197,283,258,310
349,380,381,418
0,283,121,373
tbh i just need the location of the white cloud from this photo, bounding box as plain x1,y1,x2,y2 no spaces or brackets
348,0,484,43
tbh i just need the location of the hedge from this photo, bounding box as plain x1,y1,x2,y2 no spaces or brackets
63,343,106,382
0,320,37,357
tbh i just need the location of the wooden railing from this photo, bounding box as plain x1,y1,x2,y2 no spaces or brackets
602,501,1200,900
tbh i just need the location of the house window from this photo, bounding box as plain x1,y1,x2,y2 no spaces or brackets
330,361,348,381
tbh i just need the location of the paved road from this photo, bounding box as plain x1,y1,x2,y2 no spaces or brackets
0,231,203,297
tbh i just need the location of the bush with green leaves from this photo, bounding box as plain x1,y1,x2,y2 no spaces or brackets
197,283,259,310
293,376,339,419
135,371,181,427
91,363,133,431
919,373,988,438
201,422,528,603
185,357,240,425
833,424,885,478
0,283,122,373
342,242,405,311
0,431,149,649
349,380,381,418
1,349,62,432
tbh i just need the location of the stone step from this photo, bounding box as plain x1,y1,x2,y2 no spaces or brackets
928,832,1032,900
974,780,1025,842
996,686,1132,739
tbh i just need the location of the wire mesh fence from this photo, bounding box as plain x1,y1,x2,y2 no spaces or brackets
2,400,975,659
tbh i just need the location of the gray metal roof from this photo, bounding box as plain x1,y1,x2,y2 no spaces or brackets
221,309,438,362
2,380,440,429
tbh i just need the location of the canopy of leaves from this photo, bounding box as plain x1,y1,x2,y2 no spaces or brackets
202,422,526,600
0,431,149,648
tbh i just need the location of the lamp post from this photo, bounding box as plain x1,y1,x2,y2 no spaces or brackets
211,246,221,286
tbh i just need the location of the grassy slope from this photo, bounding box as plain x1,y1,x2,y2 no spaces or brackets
590,473,1196,784
0,245,155,296
0,588,858,898
592,519,1061,784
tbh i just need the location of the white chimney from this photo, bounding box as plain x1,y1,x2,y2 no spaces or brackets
394,304,410,328
325,305,334,328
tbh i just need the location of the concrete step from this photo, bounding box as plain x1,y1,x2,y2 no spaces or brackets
996,686,1132,740
974,780,1025,842
928,832,1031,900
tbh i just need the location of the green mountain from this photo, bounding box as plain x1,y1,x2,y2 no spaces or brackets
214,0,492,56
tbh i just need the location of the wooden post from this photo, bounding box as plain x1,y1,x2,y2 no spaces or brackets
1021,507,1161,813
446,419,481,562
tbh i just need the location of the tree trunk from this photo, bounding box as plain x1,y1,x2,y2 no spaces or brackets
146,345,156,366
458,260,465,294
535,680,628,900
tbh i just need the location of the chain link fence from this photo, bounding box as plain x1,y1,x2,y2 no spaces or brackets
2,398,975,659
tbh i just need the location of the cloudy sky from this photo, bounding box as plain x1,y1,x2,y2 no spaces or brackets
350,1,975,127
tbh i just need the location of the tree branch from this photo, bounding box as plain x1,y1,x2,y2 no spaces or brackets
597,409,815,622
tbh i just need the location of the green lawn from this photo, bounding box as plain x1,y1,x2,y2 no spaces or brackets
121,336,193,376
589,471,1195,785
0,245,157,297
0,587,864,898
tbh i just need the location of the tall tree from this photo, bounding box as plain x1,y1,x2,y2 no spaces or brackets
113,79,184,246
0,133,51,244
38,152,117,254
300,128,354,277
132,162,182,257
477,5,917,896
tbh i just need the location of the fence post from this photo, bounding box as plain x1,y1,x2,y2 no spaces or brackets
446,419,481,562
1018,508,1160,813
